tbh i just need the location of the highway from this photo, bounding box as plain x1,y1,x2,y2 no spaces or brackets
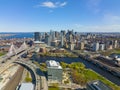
0,47,34,74
14,59,48,90
0,46,47,90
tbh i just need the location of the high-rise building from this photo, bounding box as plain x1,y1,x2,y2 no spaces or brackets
55,31,59,39
61,31,64,47
69,34,73,43
99,44,105,51
46,35,51,46
69,43,75,50
113,40,118,48
46,60,63,82
79,42,84,50
50,30,55,41
61,30,66,36
34,32,40,41
93,42,99,51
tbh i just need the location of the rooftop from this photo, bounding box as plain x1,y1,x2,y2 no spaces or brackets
46,60,62,69
34,41,44,44
19,83,34,90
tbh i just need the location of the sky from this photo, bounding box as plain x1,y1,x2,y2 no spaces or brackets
0,0,120,32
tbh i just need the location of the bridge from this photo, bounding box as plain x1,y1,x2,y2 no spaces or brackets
0,42,31,74
0,41,34,63
0,41,48,90
6,41,28,57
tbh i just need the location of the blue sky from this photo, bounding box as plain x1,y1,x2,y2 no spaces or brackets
0,0,120,32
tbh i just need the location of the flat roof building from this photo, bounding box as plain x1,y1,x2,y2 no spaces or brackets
18,83,34,90
46,60,63,82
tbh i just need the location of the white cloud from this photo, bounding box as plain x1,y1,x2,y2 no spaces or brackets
60,2,67,7
41,1,56,8
38,1,67,8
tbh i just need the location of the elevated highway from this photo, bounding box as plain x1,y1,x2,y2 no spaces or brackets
14,59,48,90
0,42,48,90
0,46,34,75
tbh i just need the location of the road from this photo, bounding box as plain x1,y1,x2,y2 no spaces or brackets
15,59,48,90
0,46,34,74
0,47,35,90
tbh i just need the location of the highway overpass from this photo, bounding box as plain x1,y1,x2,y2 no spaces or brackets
14,59,48,90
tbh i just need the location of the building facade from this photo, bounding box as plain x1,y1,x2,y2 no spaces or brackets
92,42,99,51
34,32,40,41
46,60,63,82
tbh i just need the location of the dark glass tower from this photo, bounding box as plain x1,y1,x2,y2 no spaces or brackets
34,32,40,41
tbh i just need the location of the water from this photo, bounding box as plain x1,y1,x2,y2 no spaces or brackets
0,45,10,48
37,56,120,86
0,32,34,39
0,32,46,39
7,33,33,39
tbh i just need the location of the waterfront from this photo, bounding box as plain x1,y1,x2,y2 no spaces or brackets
37,56,120,86
0,33,33,39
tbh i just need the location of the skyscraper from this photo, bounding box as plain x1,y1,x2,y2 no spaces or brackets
34,32,40,41
61,31,64,47
93,42,99,51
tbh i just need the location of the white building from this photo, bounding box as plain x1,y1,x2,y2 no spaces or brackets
46,60,63,82
18,83,34,90
99,44,105,51
93,42,99,51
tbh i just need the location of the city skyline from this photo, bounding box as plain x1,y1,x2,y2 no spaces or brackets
0,0,120,32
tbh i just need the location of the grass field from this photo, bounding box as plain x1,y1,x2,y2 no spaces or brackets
100,48,120,56
49,87,59,90
0,52,5,56
61,62,120,90
85,70,120,90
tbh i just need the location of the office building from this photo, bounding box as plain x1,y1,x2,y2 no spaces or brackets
93,42,99,51
69,34,73,43
79,42,84,50
46,60,63,82
34,32,40,41
99,44,105,51
61,30,66,36
113,40,118,48
69,43,75,50
51,40,58,46
50,30,55,41
61,31,64,47
87,80,112,90
45,35,52,46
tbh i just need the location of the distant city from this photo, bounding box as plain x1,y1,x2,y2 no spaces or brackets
0,30,120,90
1,0,120,90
